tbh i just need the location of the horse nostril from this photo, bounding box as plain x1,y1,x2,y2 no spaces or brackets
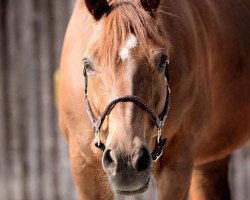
136,147,151,172
103,149,116,169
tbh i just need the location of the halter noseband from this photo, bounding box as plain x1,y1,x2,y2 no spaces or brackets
83,65,171,162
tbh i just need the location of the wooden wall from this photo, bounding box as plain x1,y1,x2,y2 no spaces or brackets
0,0,77,199
0,0,249,200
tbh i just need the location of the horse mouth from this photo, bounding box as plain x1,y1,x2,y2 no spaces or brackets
113,177,150,196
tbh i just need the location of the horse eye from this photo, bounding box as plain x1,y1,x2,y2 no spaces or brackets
157,54,169,71
83,58,94,72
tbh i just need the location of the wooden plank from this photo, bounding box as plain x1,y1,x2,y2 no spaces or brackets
52,0,78,199
0,0,6,199
23,0,42,199
0,0,8,199
230,142,250,200
5,0,25,199
7,0,39,199
39,0,56,199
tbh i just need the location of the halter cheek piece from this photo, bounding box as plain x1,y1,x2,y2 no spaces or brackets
83,63,171,162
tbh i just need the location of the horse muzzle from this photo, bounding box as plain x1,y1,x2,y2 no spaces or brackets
102,147,152,195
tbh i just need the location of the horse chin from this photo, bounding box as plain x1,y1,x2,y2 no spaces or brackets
112,177,150,196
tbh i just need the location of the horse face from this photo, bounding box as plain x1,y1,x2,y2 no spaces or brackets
83,0,169,195
84,41,168,195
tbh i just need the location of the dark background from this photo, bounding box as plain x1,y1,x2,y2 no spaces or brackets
0,0,249,200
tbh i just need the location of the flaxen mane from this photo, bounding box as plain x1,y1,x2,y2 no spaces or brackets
89,1,172,67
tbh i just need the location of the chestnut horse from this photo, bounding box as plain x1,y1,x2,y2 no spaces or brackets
58,0,250,199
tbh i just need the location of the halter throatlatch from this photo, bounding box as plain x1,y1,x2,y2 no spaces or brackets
83,66,171,161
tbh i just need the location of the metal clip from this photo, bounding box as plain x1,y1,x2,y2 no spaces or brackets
153,150,163,162
157,128,162,144
94,130,101,146
152,128,167,162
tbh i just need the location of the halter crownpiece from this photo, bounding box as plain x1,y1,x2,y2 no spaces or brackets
82,62,171,161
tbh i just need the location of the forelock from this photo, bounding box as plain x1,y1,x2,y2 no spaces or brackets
88,1,171,67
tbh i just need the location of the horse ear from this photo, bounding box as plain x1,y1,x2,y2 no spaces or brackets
140,0,161,14
85,0,111,20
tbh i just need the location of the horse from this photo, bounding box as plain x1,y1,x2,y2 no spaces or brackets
58,0,250,199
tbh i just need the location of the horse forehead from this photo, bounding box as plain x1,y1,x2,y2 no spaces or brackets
119,33,138,60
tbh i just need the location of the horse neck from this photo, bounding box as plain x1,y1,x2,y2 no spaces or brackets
158,1,223,133
160,0,250,135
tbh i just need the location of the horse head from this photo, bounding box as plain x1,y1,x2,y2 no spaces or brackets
83,0,171,195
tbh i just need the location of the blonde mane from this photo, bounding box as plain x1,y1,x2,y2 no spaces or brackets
89,1,172,67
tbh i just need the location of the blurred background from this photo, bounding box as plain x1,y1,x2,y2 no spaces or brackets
0,0,249,200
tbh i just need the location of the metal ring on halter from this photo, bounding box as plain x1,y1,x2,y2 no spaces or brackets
94,130,101,146
157,128,162,143
152,128,164,162
153,150,163,162
151,127,167,161
94,129,106,151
